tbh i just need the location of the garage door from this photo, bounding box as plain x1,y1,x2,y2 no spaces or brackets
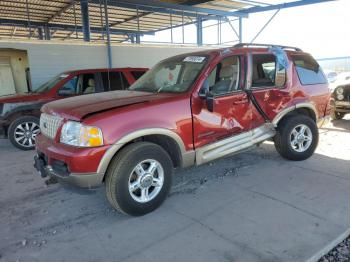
0,57,16,96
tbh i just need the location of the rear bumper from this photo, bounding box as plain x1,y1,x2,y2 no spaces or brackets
35,133,109,188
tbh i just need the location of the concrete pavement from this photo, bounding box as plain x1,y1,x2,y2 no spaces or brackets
0,117,350,262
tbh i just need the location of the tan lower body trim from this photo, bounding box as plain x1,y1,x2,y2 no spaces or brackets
195,123,276,165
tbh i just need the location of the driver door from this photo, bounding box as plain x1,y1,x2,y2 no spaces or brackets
55,74,79,99
192,55,252,149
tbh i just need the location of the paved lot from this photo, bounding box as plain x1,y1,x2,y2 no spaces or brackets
1,117,350,262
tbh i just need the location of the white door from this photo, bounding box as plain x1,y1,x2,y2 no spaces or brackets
0,57,16,96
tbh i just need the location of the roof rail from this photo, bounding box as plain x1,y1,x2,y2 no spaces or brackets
233,43,302,52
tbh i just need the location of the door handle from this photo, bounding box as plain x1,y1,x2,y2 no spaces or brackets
233,99,248,105
274,91,290,98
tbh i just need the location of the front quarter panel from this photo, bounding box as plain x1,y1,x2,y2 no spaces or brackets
83,94,194,151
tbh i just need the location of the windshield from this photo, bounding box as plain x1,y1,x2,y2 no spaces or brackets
129,55,207,93
34,73,69,93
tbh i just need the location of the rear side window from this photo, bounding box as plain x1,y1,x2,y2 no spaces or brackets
101,71,129,91
251,54,286,88
292,55,327,85
110,72,129,90
131,71,146,80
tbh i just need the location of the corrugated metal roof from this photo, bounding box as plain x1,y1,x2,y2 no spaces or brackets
0,0,265,42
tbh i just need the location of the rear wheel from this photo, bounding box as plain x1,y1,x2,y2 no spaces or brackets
105,142,173,216
274,115,318,161
8,116,40,150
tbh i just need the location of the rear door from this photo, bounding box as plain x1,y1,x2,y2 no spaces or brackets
248,52,289,128
291,54,329,118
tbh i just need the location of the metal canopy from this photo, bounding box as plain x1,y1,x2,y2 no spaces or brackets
0,0,335,43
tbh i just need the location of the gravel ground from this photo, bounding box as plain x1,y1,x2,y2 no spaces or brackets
319,236,350,262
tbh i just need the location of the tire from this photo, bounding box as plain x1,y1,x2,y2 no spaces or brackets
8,116,40,150
105,142,173,216
274,115,318,161
331,109,345,120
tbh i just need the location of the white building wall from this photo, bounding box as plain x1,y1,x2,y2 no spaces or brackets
0,40,209,89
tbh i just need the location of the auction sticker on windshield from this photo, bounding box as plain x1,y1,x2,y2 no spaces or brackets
183,56,206,63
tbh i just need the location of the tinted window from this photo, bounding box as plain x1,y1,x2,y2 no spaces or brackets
293,55,327,85
100,72,110,91
111,72,129,90
131,71,146,80
101,72,129,91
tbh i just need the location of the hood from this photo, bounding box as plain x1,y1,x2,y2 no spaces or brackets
42,90,175,121
0,92,48,104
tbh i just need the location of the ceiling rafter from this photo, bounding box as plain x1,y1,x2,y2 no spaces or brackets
46,0,76,23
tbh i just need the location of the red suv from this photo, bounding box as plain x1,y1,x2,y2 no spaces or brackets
34,44,330,216
0,68,147,150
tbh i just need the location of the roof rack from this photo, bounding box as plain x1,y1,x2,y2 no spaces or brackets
233,43,302,52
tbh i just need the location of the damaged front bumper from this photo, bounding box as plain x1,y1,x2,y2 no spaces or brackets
334,100,350,113
34,154,103,188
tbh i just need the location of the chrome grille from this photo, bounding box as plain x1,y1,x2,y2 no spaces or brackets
40,113,63,139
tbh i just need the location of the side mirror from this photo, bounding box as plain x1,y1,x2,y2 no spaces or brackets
198,80,214,112
206,91,214,112
198,79,209,98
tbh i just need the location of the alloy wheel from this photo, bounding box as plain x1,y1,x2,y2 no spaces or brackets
128,159,164,203
14,122,40,148
290,124,313,152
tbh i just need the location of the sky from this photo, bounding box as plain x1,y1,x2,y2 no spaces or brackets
141,0,350,59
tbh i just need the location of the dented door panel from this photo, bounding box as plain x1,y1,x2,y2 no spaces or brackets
192,92,252,149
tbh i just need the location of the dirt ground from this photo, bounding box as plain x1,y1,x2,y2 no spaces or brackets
1,117,350,262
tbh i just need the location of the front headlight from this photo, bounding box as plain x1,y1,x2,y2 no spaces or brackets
337,94,344,100
336,87,344,95
60,121,103,147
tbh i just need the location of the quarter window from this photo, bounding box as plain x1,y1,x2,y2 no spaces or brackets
131,71,146,80
292,55,327,85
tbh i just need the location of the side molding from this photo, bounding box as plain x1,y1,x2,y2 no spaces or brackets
97,128,195,175
272,102,318,127
196,123,276,165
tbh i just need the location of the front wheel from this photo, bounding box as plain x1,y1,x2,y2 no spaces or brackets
105,142,173,216
8,116,40,150
331,109,345,120
274,115,318,161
